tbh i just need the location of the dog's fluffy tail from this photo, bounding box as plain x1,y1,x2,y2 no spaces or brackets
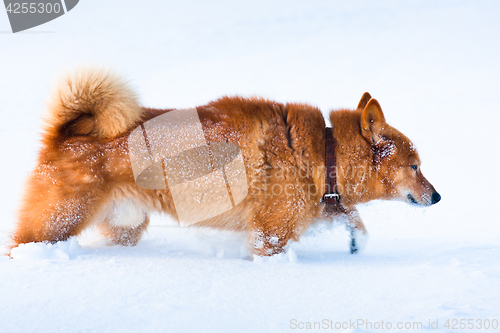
44,67,142,140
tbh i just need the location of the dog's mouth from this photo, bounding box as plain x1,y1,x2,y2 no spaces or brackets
407,194,420,206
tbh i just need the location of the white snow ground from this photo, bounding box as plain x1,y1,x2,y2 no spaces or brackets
1,1,499,332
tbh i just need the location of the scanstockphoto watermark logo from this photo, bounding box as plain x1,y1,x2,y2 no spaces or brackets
128,108,249,226
3,0,78,33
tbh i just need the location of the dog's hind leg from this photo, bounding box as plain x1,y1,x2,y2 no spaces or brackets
12,175,103,247
342,208,368,254
97,199,150,246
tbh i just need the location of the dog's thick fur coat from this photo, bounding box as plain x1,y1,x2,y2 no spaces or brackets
10,68,440,256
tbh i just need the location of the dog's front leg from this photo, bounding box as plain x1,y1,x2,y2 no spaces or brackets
341,208,368,254
249,225,290,257
248,207,303,257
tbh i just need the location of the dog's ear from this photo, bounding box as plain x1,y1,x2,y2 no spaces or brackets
357,92,372,110
360,98,386,144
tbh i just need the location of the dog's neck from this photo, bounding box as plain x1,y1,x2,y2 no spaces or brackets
328,110,391,207
323,127,340,211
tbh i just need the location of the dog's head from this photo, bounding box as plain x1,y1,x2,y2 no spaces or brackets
357,93,440,206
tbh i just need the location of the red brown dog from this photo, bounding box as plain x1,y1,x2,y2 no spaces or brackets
10,68,440,256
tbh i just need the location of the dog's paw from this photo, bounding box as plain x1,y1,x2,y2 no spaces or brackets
350,229,368,254
253,248,297,263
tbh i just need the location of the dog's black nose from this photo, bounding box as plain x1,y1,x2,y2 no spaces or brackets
431,192,441,204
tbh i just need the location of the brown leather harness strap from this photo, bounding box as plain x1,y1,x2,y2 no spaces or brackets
324,127,340,212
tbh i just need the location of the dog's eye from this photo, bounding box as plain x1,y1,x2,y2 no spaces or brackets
411,165,418,171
